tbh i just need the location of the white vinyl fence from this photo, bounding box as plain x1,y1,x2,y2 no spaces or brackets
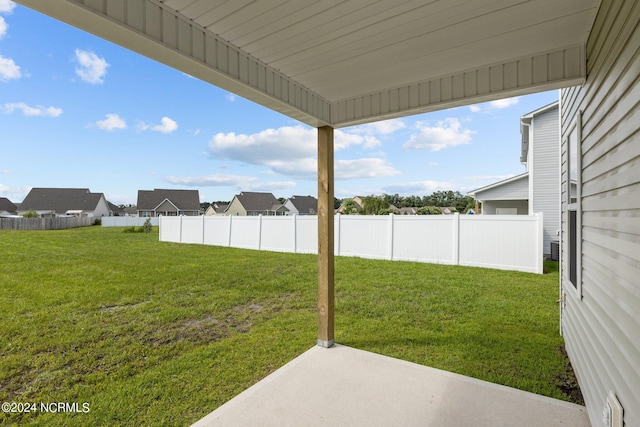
101,217,160,227
160,213,544,274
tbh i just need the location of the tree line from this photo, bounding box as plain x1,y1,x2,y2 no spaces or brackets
339,191,475,215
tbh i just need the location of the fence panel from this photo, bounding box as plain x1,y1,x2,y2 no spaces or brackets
158,213,543,273
260,216,295,252
159,217,181,242
337,215,389,259
0,217,93,230
229,216,261,250
392,216,455,264
458,215,542,273
181,217,205,244
203,217,231,246
295,216,317,253
101,217,159,227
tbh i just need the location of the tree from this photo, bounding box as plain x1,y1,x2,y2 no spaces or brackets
454,195,475,213
200,202,211,212
340,199,359,215
416,206,442,215
22,210,38,218
361,196,389,215
143,218,153,234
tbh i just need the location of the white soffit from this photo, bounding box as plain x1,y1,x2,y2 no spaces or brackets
16,0,600,128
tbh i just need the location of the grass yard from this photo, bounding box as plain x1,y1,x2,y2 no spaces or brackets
0,226,580,426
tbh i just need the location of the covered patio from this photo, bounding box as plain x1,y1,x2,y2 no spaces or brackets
15,0,604,425
193,344,589,427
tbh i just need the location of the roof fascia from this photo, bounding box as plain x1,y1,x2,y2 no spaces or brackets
468,172,529,196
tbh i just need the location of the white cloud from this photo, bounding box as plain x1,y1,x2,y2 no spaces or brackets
403,118,474,151
335,158,399,180
1,102,62,117
96,113,126,131
469,96,519,113
383,180,456,195
0,1,16,14
165,173,296,192
0,16,7,40
152,117,178,133
138,117,178,134
74,49,109,84
0,183,30,202
350,118,406,136
226,93,236,102
207,125,396,180
489,97,519,109
1,169,10,174
0,54,20,81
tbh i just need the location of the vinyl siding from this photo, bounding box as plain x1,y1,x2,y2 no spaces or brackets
225,197,247,216
530,106,560,255
482,200,529,215
560,1,640,426
474,175,529,200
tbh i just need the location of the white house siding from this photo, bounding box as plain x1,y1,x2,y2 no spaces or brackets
560,1,640,426
94,196,111,218
482,200,529,215
476,175,529,201
530,105,560,255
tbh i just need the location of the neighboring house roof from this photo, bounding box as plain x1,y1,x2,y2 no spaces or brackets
123,207,138,216
228,192,282,212
286,195,317,214
0,197,17,213
205,203,229,215
19,188,106,214
467,173,530,199
108,201,126,215
398,207,417,215
137,189,200,212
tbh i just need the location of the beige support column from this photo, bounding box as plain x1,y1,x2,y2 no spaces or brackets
317,126,334,348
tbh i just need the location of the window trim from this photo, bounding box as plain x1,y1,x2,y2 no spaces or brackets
565,112,582,299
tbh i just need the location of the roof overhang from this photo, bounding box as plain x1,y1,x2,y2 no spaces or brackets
15,0,600,128
467,172,529,198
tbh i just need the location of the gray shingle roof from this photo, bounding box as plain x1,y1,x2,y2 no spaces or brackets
0,197,17,213
287,195,317,214
233,192,280,211
19,188,104,214
136,189,200,211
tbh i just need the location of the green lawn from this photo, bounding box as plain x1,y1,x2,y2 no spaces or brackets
0,226,580,426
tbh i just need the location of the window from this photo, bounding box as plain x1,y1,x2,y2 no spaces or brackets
565,113,582,297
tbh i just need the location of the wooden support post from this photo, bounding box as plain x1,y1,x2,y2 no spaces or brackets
317,126,335,348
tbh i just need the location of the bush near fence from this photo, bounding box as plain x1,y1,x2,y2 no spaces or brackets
160,213,544,274
0,217,94,230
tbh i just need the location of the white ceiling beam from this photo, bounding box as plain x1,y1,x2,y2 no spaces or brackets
332,45,585,128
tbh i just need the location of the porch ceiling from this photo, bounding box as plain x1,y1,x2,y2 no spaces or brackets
16,0,600,127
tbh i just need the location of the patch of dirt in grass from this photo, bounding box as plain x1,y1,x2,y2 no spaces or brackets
555,345,585,405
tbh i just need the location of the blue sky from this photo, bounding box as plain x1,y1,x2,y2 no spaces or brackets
0,1,558,206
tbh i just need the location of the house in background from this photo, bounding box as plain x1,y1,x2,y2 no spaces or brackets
107,201,126,216
17,188,110,218
469,102,567,256
205,202,229,216
136,189,200,217
225,192,288,216
284,195,317,215
0,197,18,217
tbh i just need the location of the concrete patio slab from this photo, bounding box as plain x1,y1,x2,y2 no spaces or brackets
192,344,590,427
